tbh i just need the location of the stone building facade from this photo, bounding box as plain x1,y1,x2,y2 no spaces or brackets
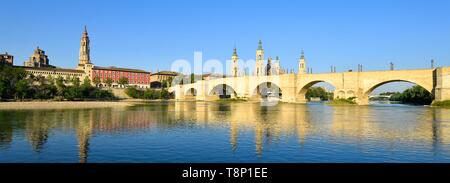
150,71,179,88
21,66,85,80
24,47,53,68
20,46,85,81
0,52,14,65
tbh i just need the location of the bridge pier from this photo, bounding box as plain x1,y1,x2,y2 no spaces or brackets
434,67,450,102
281,86,297,103
174,85,186,100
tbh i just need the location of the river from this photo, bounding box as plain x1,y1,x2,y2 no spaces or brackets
0,101,449,163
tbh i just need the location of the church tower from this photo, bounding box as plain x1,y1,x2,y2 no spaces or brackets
231,47,239,77
77,26,94,80
273,56,281,75
298,49,306,74
255,40,264,76
266,56,272,76
79,26,91,65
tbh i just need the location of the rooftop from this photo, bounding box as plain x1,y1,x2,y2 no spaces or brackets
93,66,150,73
151,71,180,76
18,66,85,73
0,52,13,56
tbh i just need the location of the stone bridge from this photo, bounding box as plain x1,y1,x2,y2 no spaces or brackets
169,67,450,105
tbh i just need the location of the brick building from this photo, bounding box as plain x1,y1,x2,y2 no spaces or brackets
92,66,151,88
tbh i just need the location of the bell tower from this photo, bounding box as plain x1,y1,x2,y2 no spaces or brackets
298,49,306,74
255,40,264,76
77,26,94,80
79,26,91,65
231,47,239,77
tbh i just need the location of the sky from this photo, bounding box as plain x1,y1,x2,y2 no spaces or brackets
1,0,449,93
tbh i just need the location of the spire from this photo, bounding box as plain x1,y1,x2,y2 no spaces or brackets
79,26,91,65
257,40,263,50
301,49,305,59
233,47,237,57
82,25,89,38
276,56,279,61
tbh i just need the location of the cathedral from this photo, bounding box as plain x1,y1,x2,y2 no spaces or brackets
230,40,304,77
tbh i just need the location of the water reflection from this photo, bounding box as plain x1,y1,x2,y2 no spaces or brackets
0,102,449,162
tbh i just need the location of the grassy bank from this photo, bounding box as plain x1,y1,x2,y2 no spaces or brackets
215,98,248,103
432,100,450,107
0,101,133,110
326,98,357,105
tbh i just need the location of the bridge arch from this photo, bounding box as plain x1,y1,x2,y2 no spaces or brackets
209,84,237,98
361,79,433,105
364,79,432,96
252,82,283,98
297,80,337,102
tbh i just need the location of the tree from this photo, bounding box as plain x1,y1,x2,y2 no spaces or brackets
118,77,129,88
64,86,81,101
387,85,432,105
15,79,29,100
306,87,332,101
71,77,80,87
0,65,27,99
125,87,143,98
92,76,101,87
0,65,116,101
82,77,91,88
55,76,66,97
166,77,173,88
105,78,113,88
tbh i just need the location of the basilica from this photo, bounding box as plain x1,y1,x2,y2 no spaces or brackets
230,40,307,77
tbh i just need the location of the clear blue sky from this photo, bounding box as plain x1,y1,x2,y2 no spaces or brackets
1,0,449,92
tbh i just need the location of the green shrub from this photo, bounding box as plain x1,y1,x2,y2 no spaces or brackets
432,100,450,107
327,98,357,105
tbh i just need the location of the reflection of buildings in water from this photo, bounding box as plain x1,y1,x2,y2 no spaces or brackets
330,106,450,154
6,107,162,162
0,129,12,149
7,102,449,161
292,105,311,146
0,113,14,149
331,106,370,140
431,109,450,153
172,102,313,156
25,111,53,152
77,120,91,163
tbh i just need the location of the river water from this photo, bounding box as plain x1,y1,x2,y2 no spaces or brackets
0,101,449,163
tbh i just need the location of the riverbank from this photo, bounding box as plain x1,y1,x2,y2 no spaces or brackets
432,100,450,108
0,101,134,110
326,98,357,105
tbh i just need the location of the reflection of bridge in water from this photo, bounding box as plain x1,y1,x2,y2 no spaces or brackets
170,67,450,105
1,103,450,162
